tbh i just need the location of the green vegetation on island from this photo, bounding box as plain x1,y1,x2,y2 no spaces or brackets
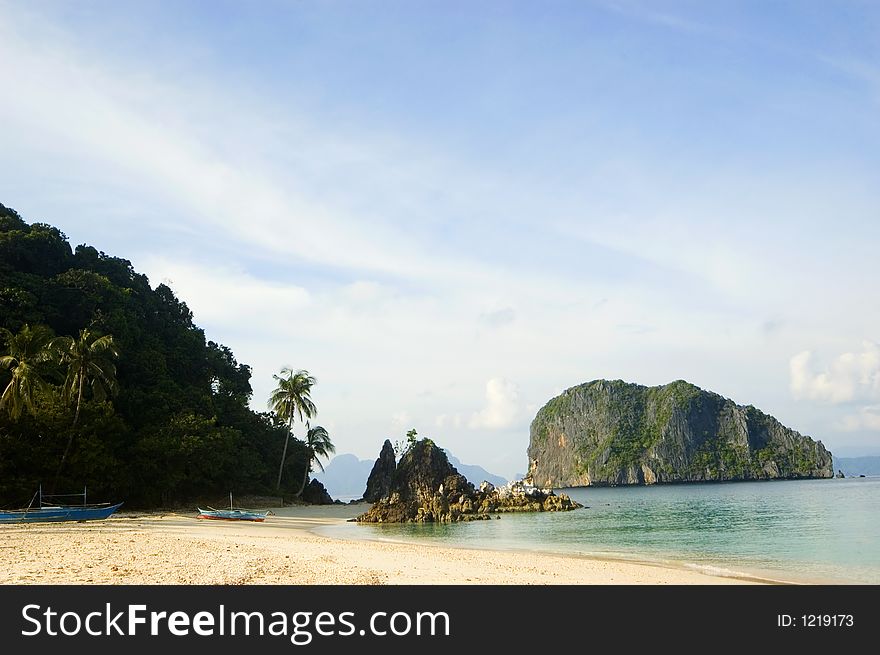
528,379,834,487
0,202,332,507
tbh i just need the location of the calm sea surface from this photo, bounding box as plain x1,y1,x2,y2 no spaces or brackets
324,478,880,583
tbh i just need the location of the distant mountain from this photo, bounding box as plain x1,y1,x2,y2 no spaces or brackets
312,454,374,499
835,456,880,477
314,449,508,499
444,451,508,487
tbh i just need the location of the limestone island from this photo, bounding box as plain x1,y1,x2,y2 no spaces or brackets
357,438,581,523
528,379,834,487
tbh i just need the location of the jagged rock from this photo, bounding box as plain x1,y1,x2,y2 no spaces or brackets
301,479,334,505
363,439,397,503
479,481,495,494
836,470,846,479
357,439,581,523
528,379,835,487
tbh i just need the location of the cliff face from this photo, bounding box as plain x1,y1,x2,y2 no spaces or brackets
527,380,834,487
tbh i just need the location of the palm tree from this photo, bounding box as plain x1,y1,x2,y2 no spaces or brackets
296,423,335,498
51,329,119,485
268,368,317,490
0,324,54,420
52,329,119,428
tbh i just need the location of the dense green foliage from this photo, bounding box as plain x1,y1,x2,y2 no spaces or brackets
0,203,309,507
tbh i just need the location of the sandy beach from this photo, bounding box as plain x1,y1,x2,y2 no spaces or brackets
0,503,765,585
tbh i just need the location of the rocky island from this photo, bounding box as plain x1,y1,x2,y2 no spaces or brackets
363,439,397,503
527,379,834,487
357,438,581,523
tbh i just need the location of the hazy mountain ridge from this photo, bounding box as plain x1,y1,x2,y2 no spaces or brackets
835,456,880,477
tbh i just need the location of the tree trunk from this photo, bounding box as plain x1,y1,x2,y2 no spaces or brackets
276,417,293,490
52,374,85,493
73,374,84,428
295,450,313,498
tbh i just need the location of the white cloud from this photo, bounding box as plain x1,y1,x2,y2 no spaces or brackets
390,412,411,429
140,257,311,330
839,406,880,432
790,343,880,404
480,307,516,328
469,378,521,430
0,8,491,286
4,2,880,473
435,414,463,429
343,281,386,303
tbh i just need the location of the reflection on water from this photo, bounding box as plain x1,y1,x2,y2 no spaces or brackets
324,478,880,583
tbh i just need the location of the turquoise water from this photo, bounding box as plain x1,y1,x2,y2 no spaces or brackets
326,478,880,583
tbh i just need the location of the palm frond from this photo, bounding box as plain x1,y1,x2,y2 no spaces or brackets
306,425,335,461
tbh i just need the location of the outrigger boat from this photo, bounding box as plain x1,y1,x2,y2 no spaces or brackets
197,492,270,522
0,487,123,524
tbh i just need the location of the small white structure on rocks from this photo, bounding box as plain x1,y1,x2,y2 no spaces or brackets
493,478,554,499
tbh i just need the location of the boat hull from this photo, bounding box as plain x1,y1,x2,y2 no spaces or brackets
197,508,268,522
0,502,124,524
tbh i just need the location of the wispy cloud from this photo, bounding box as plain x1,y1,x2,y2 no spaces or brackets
140,257,311,332
0,5,497,286
2,1,880,471
819,55,880,104
594,0,714,35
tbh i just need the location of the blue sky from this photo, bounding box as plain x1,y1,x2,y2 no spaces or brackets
1,1,879,477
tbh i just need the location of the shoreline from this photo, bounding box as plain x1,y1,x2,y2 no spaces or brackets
315,521,801,586
0,505,770,585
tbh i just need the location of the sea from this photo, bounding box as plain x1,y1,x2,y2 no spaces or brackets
324,477,880,584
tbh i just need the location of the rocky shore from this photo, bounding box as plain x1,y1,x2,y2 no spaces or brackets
356,438,581,523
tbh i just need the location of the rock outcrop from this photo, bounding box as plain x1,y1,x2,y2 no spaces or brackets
363,439,397,503
528,379,834,487
357,439,580,523
301,479,334,505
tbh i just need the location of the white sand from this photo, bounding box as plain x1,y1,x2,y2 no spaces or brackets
0,504,762,585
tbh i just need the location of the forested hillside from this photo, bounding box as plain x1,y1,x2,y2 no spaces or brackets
0,203,308,507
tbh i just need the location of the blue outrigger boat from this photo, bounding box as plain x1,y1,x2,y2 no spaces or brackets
0,487,123,524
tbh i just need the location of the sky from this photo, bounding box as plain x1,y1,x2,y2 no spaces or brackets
1,0,879,478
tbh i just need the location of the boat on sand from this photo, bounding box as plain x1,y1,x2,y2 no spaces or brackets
197,493,271,522
196,507,269,522
0,487,123,524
